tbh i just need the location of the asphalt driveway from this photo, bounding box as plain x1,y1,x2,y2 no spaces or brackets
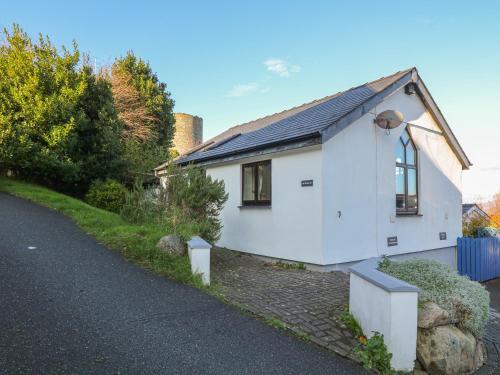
0,193,365,374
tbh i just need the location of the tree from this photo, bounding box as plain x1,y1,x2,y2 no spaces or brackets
482,192,500,228
112,52,175,146
109,52,175,182
121,140,169,184
0,25,124,194
68,65,125,195
108,67,158,142
0,25,83,184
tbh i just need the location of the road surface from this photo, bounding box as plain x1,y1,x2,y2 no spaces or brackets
0,192,365,374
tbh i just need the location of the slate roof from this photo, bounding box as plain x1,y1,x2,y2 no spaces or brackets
171,68,414,166
462,203,475,215
462,203,490,220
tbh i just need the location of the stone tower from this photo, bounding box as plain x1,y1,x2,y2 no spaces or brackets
172,113,203,155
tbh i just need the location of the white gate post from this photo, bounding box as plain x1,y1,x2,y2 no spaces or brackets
187,236,211,286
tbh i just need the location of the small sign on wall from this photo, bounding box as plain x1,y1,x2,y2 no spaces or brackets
387,236,398,247
301,179,313,187
439,232,447,240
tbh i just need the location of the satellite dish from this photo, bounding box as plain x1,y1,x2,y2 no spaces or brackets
374,110,404,130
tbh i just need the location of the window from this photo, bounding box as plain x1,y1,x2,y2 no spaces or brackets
242,160,271,206
396,128,418,214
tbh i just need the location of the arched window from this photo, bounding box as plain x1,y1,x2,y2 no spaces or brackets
395,128,418,214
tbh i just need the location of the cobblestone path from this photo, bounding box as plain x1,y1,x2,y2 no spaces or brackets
212,249,500,373
211,248,359,360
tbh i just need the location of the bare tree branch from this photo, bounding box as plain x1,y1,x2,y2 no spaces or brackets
106,66,160,142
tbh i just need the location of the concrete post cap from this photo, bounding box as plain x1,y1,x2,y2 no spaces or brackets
349,257,420,293
187,236,211,249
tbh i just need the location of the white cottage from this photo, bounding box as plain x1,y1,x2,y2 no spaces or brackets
156,68,471,271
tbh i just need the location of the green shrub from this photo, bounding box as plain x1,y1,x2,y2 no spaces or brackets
379,259,490,337
120,180,164,224
339,307,364,338
273,261,306,270
477,226,499,237
120,164,228,244
340,307,393,375
164,164,228,244
85,179,127,213
463,215,491,237
355,332,393,375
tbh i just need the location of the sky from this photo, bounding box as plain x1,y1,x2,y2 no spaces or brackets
1,1,499,202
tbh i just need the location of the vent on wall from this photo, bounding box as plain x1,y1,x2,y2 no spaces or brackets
405,83,416,95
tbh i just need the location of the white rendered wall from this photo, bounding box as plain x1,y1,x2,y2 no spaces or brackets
205,147,324,264
322,89,463,265
349,272,418,371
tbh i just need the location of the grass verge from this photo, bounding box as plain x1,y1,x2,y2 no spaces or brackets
0,177,202,288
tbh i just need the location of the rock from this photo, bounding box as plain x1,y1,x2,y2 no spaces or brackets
418,302,451,329
414,359,424,370
417,325,477,374
473,340,486,370
413,370,428,375
156,235,185,256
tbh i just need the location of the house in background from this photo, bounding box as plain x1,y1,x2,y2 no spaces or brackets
462,203,491,224
156,68,471,271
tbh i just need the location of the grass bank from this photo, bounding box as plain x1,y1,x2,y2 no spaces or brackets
0,177,201,287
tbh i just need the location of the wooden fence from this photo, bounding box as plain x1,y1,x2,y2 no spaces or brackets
457,237,500,282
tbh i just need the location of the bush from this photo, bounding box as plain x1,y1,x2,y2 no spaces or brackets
340,307,364,338
340,307,393,375
379,258,490,337
164,164,228,243
85,179,127,213
120,180,164,224
463,215,491,237
477,226,499,237
120,164,228,244
355,332,392,375
121,165,227,243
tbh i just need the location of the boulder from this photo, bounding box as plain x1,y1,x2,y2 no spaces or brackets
417,325,476,374
473,340,487,370
418,302,451,329
414,359,424,370
156,235,185,256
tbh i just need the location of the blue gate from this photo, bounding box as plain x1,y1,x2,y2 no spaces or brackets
457,237,500,282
